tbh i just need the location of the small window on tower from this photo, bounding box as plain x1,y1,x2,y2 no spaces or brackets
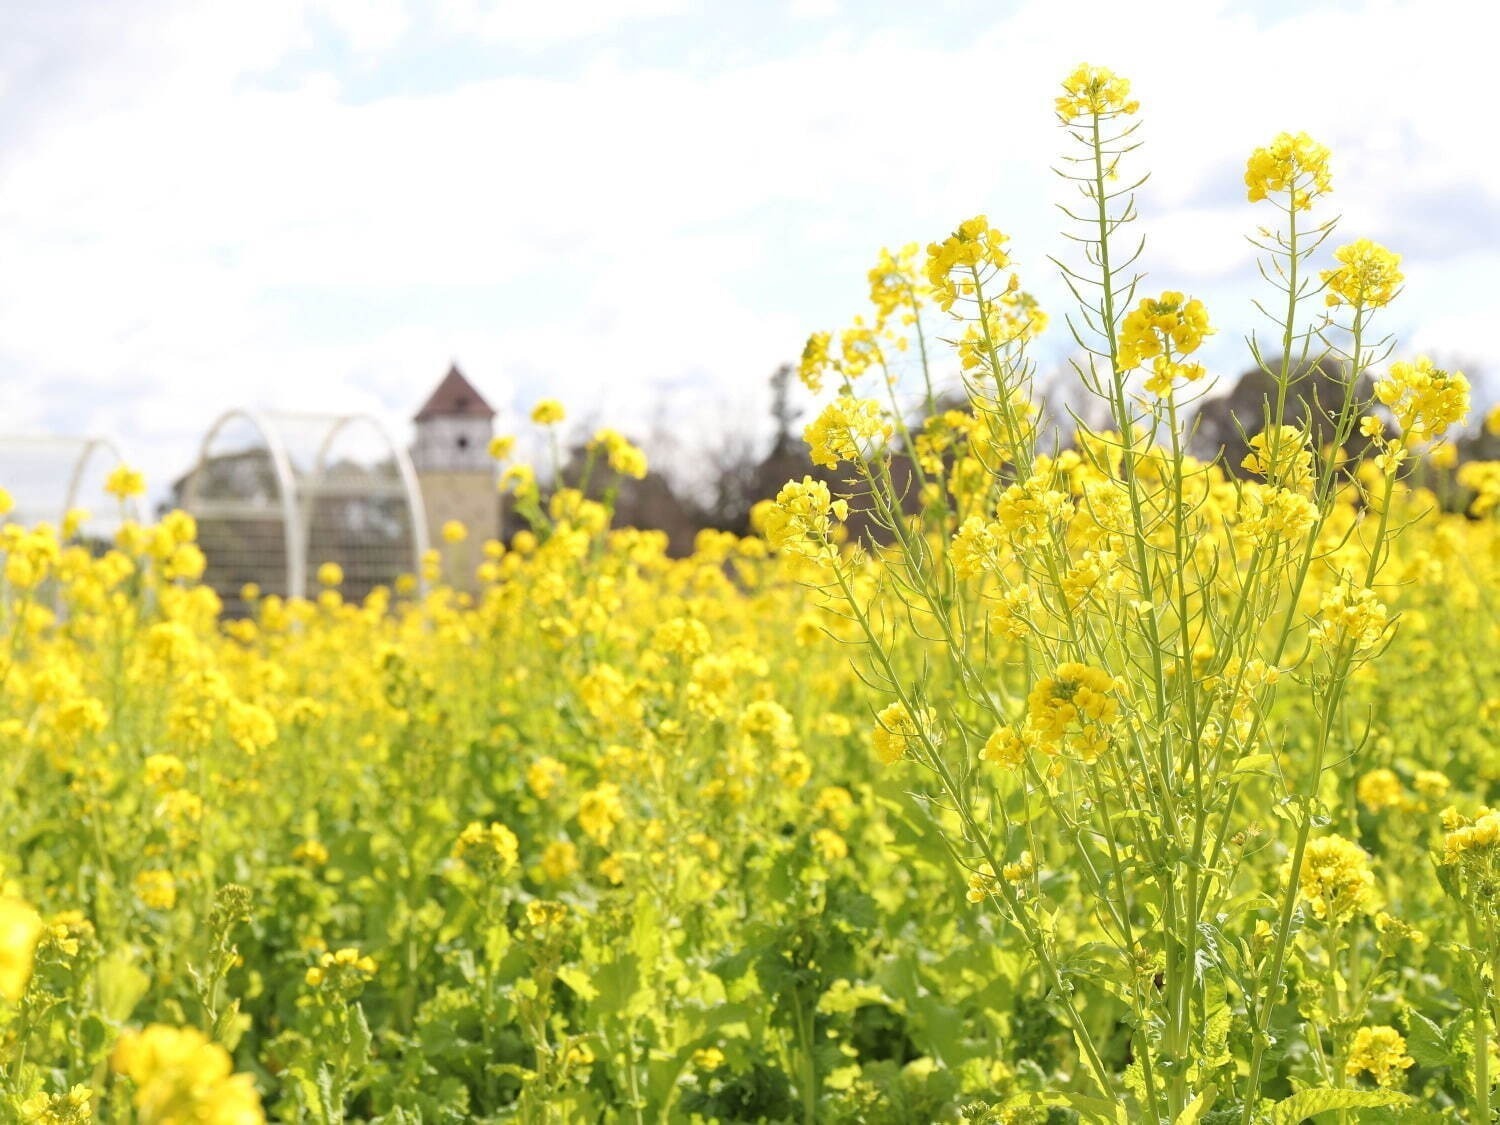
457,435,470,450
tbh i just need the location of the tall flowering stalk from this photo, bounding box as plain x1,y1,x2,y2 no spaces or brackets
773,63,1467,1120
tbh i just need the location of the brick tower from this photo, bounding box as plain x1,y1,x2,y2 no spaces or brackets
411,364,500,556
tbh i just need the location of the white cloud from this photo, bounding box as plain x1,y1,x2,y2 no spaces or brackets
0,0,1495,508
433,0,692,48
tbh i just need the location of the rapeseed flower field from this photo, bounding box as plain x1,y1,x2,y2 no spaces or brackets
2,65,1499,1123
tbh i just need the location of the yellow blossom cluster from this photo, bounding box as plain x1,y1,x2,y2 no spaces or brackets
453,820,521,874
591,428,649,480
17,1083,94,1123
1311,582,1390,654
1291,834,1375,922
1242,427,1315,493
1322,239,1403,309
304,947,378,989
1440,807,1499,865
110,1024,264,1124
0,896,43,1001
1117,291,1214,395
1025,663,1122,761
761,477,847,566
804,396,892,469
1344,1026,1414,1088
1374,357,1471,443
867,243,925,329
1055,63,1139,121
925,216,1014,313
871,701,937,766
1245,131,1332,209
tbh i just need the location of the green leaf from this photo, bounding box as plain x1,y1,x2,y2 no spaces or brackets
1233,753,1275,776
1174,1085,1216,1125
316,1064,339,1124
1268,1087,1408,1123
96,948,151,1023
345,1002,373,1070
81,1014,110,1054
1403,1010,1453,1069
556,965,599,1003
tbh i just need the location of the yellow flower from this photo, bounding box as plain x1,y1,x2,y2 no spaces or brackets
487,434,516,460
1242,427,1315,493
693,1046,726,1071
1322,239,1403,309
578,784,625,845
1026,663,1121,761
1001,851,1035,884
442,520,468,544
500,463,538,499
1356,768,1404,813
798,331,831,393
836,317,883,379
1312,583,1389,653
0,896,44,1002
527,756,567,801
587,428,649,479
1374,357,1470,441
1245,131,1331,209
981,727,1026,768
597,854,626,885
292,839,329,867
144,753,188,793
1345,1026,1413,1088
1290,834,1375,922
867,243,924,328
811,827,848,863
453,821,520,874
226,701,277,755
871,701,937,766
134,871,178,911
1442,808,1500,864
1055,63,1139,122
1412,770,1449,800
995,474,1072,547
104,465,147,500
316,561,343,588
925,215,1013,312
110,1024,264,1124
950,516,1003,579
18,1083,94,1123
305,947,377,990
530,399,566,425
525,900,568,929
540,840,579,882
804,396,890,469
762,477,848,565
1117,291,1213,371
966,862,997,904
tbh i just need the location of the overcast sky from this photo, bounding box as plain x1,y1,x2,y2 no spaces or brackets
2,0,1495,500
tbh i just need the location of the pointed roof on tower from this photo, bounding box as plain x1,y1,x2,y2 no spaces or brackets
414,363,496,421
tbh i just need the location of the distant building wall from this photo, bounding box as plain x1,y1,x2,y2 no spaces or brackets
417,469,500,587
412,416,492,473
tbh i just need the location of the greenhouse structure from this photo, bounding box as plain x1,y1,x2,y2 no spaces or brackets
176,410,429,615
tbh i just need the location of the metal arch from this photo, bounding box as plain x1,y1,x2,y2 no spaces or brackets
187,408,307,601
63,436,140,528
309,412,431,591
